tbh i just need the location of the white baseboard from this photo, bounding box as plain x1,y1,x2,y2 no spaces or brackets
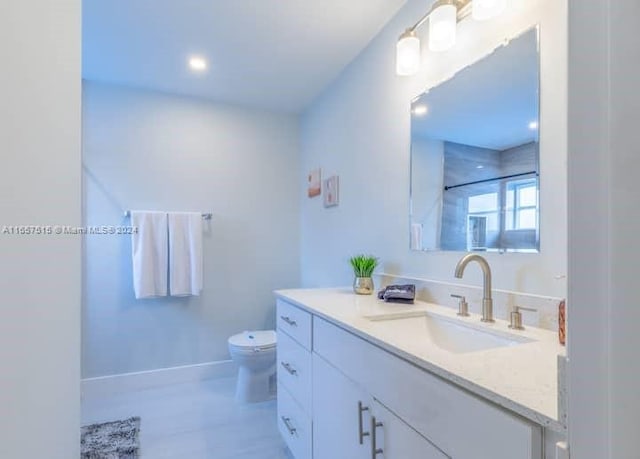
81,360,237,399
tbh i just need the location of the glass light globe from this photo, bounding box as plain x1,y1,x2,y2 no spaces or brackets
396,30,421,76
429,4,457,52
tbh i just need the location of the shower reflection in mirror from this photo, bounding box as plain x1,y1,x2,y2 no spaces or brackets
410,27,540,253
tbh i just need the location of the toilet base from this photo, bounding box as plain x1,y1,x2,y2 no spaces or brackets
235,366,276,403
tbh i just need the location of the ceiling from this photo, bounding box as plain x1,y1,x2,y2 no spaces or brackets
83,0,406,113
411,28,539,151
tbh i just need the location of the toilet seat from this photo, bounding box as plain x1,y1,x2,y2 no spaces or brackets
228,330,277,352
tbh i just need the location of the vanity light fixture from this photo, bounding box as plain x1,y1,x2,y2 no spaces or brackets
396,0,508,76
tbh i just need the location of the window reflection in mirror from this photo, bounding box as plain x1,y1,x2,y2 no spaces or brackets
410,27,540,253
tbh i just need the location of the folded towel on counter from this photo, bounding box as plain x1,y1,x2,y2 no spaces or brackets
377,284,416,304
168,212,203,296
131,211,168,299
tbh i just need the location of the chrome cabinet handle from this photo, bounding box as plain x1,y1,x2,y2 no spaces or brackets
281,416,297,436
280,361,297,376
358,401,370,444
370,416,383,458
280,315,297,327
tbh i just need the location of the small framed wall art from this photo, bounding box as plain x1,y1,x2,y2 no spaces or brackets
307,168,321,198
323,175,339,208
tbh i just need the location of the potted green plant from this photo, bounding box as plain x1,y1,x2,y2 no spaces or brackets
349,254,379,295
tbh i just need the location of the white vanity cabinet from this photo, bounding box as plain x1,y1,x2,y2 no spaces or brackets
276,298,544,459
313,352,446,459
276,300,313,458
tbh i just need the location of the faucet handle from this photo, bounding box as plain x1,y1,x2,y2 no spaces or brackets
450,294,469,317
509,306,537,330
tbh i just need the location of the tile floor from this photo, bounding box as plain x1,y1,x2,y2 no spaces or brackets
81,376,292,459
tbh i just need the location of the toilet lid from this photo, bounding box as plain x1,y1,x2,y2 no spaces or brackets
229,330,277,350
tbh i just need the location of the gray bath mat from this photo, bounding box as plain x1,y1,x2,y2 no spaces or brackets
81,417,140,459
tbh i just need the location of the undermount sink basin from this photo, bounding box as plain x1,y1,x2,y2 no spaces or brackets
367,312,533,354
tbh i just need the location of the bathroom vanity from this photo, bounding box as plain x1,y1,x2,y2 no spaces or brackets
274,288,566,459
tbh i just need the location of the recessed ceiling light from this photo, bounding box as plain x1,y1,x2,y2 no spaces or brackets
476,165,484,169
413,105,428,116
528,121,539,130
188,56,208,72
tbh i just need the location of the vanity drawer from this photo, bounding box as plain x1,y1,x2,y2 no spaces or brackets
313,317,542,459
277,330,312,415
278,384,312,459
277,299,312,350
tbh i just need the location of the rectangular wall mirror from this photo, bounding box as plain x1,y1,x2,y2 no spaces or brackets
410,27,540,253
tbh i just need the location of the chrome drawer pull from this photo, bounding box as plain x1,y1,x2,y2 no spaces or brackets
358,401,370,444
280,315,297,327
281,416,297,436
371,416,383,458
280,361,298,376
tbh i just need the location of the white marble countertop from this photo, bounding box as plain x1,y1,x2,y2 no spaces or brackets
274,287,566,432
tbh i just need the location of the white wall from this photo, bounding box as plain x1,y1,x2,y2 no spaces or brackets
82,82,300,378
566,2,610,457
300,0,567,298
0,2,81,458
568,1,640,457
608,2,640,455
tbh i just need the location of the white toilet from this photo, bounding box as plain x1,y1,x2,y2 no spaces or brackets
228,330,277,403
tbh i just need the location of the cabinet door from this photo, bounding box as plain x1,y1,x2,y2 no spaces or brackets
313,353,370,459
371,399,450,459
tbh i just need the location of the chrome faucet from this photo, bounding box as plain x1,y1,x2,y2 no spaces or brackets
454,253,494,323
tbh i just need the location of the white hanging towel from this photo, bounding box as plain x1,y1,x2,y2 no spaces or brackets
168,212,203,296
131,211,168,299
